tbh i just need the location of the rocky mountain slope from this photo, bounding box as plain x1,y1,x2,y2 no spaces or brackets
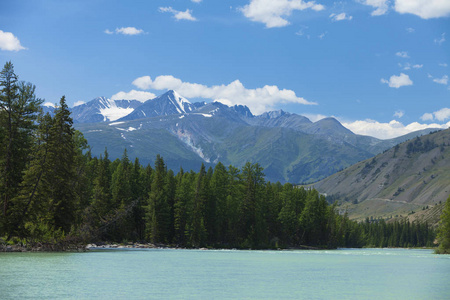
71,90,438,183
310,129,450,222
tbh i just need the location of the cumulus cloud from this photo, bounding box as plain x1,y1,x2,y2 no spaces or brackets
73,101,86,107
395,0,450,19
421,108,450,122
0,30,26,51
192,0,202,3
111,90,156,102
239,0,325,28
342,119,450,139
439,63,448,67
406,27,415,33
129,75,316,114
159,7,197,21
396,51,409,58
381,73,413,88
330,12,353,21
358,0,389,16
434,33,446,45
433,75,449,85
105,27,145,35
43,102,56,108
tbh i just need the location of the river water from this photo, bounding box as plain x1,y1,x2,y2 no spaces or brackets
1,248,449,299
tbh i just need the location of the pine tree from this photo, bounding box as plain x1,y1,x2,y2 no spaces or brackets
145,155,170,243
436,196,450,254
46,96,78,233
186,164,208,247
209,162,229,244
0,62,42,235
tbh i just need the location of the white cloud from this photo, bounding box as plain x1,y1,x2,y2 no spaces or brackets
73,101,86,107
318,32,327,39
105,27,145,35
394,110,404,118
421,113,434,121
381,73,413,88
358,0,389,16
0,30,26,51
434,33,446,45
406,27,415,33
433,75,449,85
302,113,327,122
421,108,450,122
398,63,422,70
330,12,353,21
43,102,56,108
111,90,156,102
439,63,448,67
395,0,450,19
159,7,197,21
116,27,145,35
239,0,325,28
130,75,317,114
192,0,202,3
342,119,450,139
396,51,409,58
434,108,450,121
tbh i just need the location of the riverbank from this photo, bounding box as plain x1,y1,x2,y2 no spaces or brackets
1,241,325,252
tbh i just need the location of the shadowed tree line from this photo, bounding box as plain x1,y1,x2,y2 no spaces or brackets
0,62,442,250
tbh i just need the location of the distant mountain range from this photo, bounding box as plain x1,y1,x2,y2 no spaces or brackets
310,128,450,224
45,90,438,183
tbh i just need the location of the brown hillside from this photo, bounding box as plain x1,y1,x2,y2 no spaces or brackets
309,128,450,223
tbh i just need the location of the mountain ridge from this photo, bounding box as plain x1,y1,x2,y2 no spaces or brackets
69,90,441,183
309,128,450,223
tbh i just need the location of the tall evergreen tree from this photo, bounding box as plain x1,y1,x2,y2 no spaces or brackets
145,155,170,243
437,196,450,254
0,62,42,235
186,164,208,247
46,96,78,233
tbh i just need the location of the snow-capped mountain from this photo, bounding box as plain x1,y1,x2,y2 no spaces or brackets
71,97,144,123
118,90,204,121
42,102,56,115
72,90,439,183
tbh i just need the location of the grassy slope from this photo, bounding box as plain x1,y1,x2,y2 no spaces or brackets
310,129,450,224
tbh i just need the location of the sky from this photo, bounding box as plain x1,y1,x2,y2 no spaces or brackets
1,0,449,139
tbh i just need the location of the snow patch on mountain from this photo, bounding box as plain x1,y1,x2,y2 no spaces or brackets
98,97,135,121
116,127,137,132
109,121,125,126
169,90,192,113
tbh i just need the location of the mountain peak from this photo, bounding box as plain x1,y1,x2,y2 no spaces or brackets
117,90,202,121
260,109,287,119
233,104,253,118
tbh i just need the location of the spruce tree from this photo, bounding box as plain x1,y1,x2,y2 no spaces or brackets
0,62,42,235
437,196,450,254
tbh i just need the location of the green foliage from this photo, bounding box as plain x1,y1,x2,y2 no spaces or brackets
436,196,450,254
406,136,437,156
0,62,43,235
0,62,439,251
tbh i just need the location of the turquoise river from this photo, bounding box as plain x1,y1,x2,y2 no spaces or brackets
1,248,449,299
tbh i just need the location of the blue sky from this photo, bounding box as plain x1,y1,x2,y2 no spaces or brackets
1,0,449,139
